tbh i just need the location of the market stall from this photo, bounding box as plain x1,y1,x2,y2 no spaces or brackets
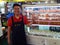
0,0,60,45
22,4,60,45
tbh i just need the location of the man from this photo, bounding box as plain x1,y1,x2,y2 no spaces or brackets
7,3,32,45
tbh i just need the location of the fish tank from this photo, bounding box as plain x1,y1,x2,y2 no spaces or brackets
22,4,60,38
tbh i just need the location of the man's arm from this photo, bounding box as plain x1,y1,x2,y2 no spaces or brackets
24,16,36,27
7,26,11,45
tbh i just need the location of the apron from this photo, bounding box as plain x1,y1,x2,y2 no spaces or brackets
11,16,27,45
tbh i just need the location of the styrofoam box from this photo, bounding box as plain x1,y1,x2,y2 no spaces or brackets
46,38,60,45
27,35,45,45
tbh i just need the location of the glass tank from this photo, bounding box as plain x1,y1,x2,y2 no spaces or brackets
22,4,60,38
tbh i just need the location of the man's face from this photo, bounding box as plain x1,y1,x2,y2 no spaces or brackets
13,6,21,15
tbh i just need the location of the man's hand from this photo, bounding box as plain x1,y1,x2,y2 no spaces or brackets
8,39,11,45
26,21,33,27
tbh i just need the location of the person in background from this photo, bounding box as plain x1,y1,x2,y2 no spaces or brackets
7,3,32,45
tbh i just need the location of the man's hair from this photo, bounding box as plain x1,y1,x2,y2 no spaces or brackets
13,3,22,8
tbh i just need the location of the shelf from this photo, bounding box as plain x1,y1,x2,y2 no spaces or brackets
30,24,60,27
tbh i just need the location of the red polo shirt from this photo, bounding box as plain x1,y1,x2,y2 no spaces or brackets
7,15,29,26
